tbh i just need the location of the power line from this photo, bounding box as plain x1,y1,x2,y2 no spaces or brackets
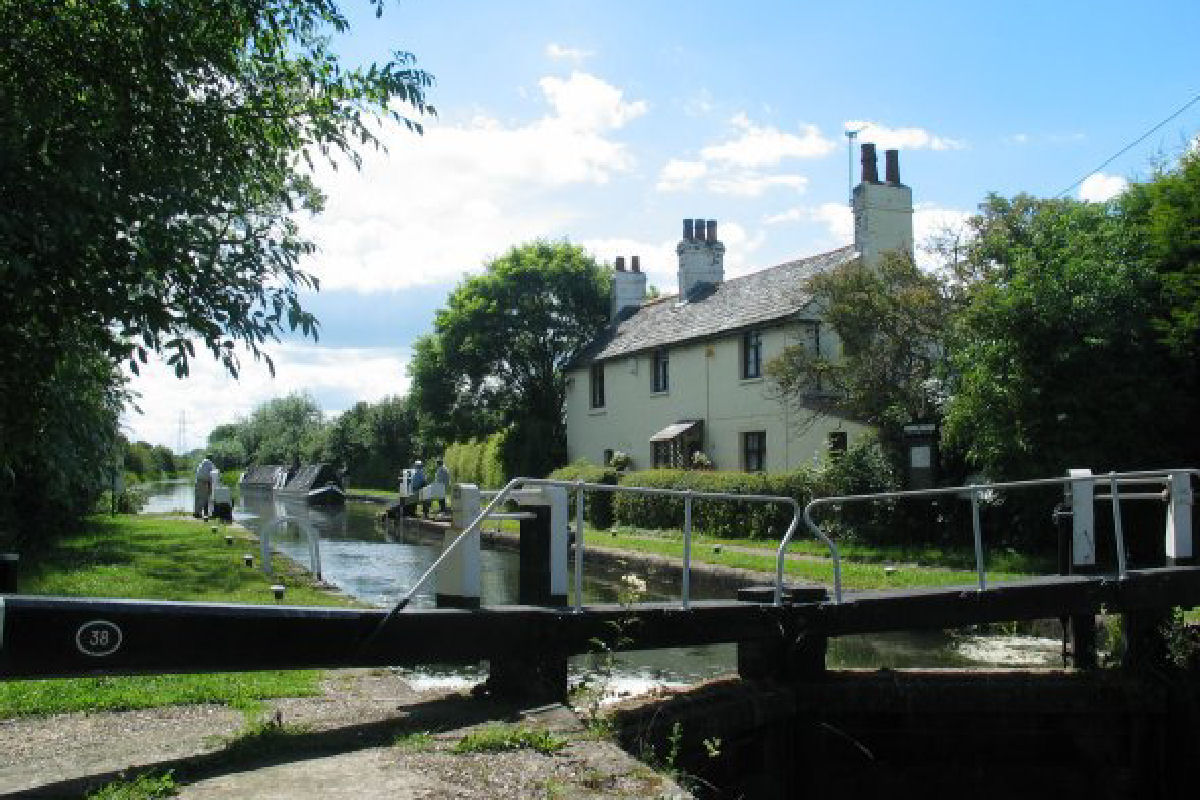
1055,90,1200,199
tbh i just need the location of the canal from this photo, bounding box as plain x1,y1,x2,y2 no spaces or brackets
144,480,1064,696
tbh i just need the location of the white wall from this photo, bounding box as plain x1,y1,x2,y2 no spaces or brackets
565,319,869,472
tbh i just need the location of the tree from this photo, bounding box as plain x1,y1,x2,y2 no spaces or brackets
0,1,431,541
766,251,954,464
409,241,611,478
942,193,1193,479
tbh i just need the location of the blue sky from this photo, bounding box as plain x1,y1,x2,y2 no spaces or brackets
125,0,1200,449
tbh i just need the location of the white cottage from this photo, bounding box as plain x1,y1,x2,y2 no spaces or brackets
565,144,914,473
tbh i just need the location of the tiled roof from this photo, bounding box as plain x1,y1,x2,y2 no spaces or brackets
577,245,855,364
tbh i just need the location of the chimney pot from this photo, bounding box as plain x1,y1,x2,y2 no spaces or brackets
683,218,694,240
861,143,879,183
615,256,626,272
631,255,641,273
705,220,717,242
885,149,900,184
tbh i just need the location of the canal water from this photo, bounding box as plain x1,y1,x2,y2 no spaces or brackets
144,480,1064,697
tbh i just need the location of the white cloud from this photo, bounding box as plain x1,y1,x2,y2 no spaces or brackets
845,119,965,151
656,113,832,197
913,203,972,270
303,71,648,292
763,202,852,241
122,344,411,449
539,72,648,131
701,113,836,167
546,43,593,62
706,173,808,197
1078,172,1128,202
655,158,708,192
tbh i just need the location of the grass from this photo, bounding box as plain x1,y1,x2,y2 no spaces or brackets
586,528,1038,591
85,770,177,800
393,730,436,751
0,513,361,718
345,486,396,499
452,724,568,755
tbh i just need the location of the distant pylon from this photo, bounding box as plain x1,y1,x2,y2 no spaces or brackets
177,411,188,455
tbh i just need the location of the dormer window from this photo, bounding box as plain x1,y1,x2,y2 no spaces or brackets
741,330,762,379
652,349,669,393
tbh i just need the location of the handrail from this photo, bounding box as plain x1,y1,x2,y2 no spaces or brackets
385,477,826,614
798,468,1200,603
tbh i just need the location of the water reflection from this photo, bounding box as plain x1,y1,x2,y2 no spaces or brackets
140,480,1066,691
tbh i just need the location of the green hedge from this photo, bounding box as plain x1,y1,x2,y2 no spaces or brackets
444,430,508,490
548,460,619,529
610,440,900,541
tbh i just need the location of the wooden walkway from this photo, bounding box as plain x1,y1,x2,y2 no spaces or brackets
2,566,1198,680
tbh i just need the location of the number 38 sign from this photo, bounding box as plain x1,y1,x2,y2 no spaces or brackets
75,620,123,657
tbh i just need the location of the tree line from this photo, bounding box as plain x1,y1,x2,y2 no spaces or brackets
205,393,422,489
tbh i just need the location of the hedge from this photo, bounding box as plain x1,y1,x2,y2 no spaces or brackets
610,440,900,541
548,460,619,529
444,430,509,490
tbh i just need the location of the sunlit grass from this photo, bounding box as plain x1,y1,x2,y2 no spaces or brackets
0,513,359,718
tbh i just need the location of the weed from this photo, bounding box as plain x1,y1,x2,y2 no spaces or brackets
452,724,567,756
86,770,177,800
393,730,435,751
214,711,311,760
702,736,722,759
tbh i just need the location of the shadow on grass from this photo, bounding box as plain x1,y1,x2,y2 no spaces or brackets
4,691,539,799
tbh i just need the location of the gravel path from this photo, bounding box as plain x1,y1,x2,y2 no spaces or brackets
0,669,690,799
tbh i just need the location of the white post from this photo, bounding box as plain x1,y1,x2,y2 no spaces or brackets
438,483,481,608
1165,470,1193,565
1068,468,1096,570
515,485,570,605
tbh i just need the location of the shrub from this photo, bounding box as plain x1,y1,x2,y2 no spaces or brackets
548,460,618,528
444,430,509,490
612,469,821,539
610,439,899,541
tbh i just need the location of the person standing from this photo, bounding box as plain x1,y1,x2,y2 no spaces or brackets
433,458,451,514
406,459,426,517
194,455,215,518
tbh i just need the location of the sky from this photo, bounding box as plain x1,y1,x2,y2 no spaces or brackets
124,0,1200,451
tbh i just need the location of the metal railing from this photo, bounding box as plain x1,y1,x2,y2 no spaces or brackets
259,515,322,581
389,477,826,613
794,468,1199,604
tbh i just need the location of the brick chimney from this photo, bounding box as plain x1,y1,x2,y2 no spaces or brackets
852,145,913,268
611,254,646,320
676,217,725,300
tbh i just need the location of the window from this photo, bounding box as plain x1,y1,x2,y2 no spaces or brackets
743,431,766,472
742,330,762,379
827,431,848,457
590,363,605,408
652,349,669,393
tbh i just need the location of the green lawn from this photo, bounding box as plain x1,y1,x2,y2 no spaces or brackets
479,515,1048,591
583,528,1038,591
0,514,360,718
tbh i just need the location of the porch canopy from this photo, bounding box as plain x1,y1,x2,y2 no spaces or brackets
649,420,702,442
